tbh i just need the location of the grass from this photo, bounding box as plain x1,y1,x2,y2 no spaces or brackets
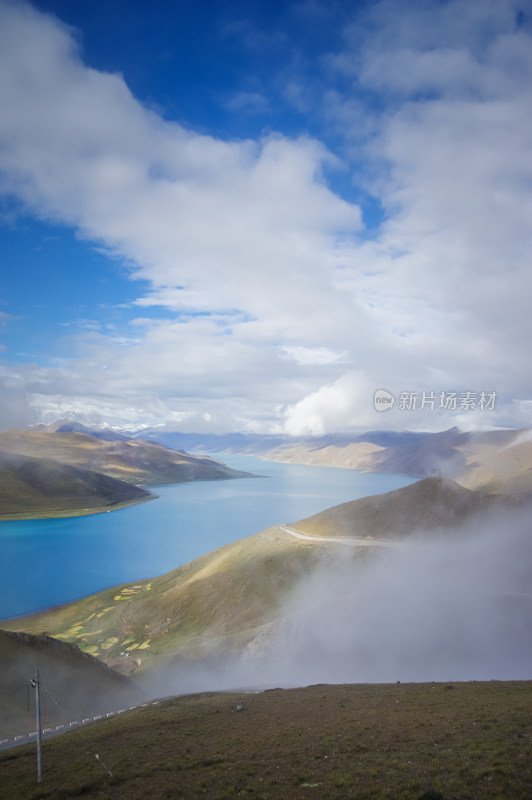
0,526,332,676
2,681,532,799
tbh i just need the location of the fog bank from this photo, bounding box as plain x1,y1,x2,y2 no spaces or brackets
142,509,532,697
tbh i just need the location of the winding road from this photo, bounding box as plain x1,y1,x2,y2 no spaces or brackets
279,525,406,548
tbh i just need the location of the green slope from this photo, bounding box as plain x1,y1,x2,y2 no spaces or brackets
4,477,521,675
0,428,251,519
1,525,334,674
0,450,154,519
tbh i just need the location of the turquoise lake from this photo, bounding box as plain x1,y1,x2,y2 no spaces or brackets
0,455,414,620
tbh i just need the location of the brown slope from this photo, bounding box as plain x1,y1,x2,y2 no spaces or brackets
260,428,532,493
0,450,153,519
0,428,250,485
290,476,532,539
455,431,532,492
3,682,532,800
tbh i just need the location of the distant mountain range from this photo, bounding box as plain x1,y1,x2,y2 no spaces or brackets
0,427,250,520
25,421,532,494
136,426,532,494
132,428,425,456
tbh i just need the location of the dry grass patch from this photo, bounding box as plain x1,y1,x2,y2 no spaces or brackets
2,681,532,799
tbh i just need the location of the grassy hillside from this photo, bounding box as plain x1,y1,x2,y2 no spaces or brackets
0,450,153,520
0,525,335,675
3,477,521,676
0,630,142,739
291,476,532,539
0,429,250,486
2,681,532,799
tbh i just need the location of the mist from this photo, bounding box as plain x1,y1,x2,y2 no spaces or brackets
141,507,532,698
271,512,532,685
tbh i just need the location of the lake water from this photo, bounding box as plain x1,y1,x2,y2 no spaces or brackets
0,455,414,620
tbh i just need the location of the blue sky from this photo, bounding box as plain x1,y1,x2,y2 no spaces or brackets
0,0,531,433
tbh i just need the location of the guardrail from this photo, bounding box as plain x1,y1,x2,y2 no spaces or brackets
0,701,160,751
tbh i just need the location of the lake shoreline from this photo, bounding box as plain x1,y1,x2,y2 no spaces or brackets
0,492,158,522
0,456,415,620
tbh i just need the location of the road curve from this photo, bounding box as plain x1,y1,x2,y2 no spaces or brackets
279,525,406,548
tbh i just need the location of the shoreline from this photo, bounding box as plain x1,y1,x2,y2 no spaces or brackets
0,493,158,522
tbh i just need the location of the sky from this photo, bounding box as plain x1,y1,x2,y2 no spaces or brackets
0,0,531,435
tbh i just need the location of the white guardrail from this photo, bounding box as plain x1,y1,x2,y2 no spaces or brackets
0,702,160,751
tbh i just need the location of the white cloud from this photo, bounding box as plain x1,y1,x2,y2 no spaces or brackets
0,0,531,432
282,371,374,435
278,345,347,366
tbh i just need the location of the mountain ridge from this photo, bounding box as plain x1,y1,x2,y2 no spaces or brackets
0,428,251,519
138,426,532,494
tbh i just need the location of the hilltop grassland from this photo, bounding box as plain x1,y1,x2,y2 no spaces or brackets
290,476,532,539
2,681,532,800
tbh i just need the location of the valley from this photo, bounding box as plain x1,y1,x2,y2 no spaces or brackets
2,425,532,798
3,476,531,691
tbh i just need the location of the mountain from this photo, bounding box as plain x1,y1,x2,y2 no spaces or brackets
238,427,532,493
4,477,525,677
39,423,532,494
0,428,251,519
35,419,131,442
0,629,141,738
134,429,424,455
290,475,532,539
0,429,250,486
133,426,532,493
0,450,152,519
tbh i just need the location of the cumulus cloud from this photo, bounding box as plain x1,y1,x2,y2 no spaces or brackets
0,0,531,431
282,371,375,435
